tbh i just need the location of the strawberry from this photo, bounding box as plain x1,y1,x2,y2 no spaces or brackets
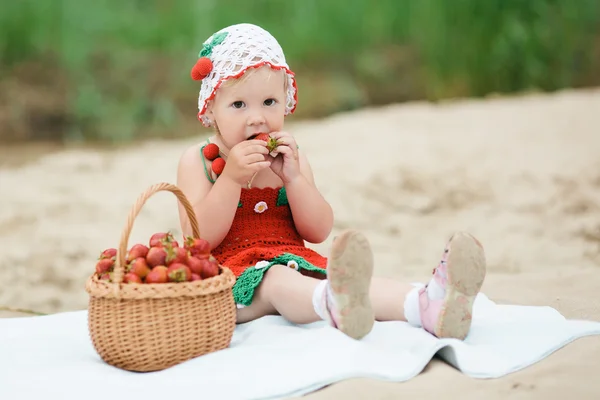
149,232,178,248
149,232,168,247
124,273,142,284
127,244,149,262
253,133,279,153
186,256,204,275
128,257,151,279
167,263,192,282
145,266,168,284
253,132,269,141
200,256,220,279
99,248,117,260
146,246,167,268
191,273,202,281
165,245,189,266
95,258,114,274
212,157,226,175
184,236,210,258
202,143,220,161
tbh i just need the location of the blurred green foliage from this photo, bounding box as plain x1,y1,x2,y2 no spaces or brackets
1,0,599,142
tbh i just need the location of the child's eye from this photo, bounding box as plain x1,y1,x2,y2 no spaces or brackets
264,98,276,106
231,101,245,109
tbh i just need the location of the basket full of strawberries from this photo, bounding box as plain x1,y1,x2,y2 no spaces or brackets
85,183,236,372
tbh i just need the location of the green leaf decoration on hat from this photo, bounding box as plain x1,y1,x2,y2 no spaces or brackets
198,31,228,58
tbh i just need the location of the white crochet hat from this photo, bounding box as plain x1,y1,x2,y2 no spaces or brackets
191,23,298,127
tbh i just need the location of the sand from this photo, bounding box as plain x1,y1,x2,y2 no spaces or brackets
1,88,600,398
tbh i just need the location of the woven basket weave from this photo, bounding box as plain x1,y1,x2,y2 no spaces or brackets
85,183,237,372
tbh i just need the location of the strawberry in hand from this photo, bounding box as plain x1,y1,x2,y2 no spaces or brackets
265,131,301,184
253,133,280,154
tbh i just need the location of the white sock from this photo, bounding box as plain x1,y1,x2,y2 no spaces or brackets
403,277,446,327
404,286,422,327
312,279,329,320
426,276,446,300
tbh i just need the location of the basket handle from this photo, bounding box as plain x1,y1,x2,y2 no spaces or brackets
113,183,201,284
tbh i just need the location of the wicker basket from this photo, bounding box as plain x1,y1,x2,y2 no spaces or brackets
85,182,237,372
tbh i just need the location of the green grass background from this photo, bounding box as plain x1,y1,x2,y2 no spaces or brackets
1,0,599,142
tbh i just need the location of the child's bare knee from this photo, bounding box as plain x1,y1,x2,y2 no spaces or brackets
261,264,292,299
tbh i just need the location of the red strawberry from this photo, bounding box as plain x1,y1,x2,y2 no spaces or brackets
191,273,202,281
167,263,192,282
149,232,167,247
145,266,168,284
253,133,279,152
184,236,211,258
165,245,189,266
149,232,178,248
200,256,220,279
212,157,225,175
99,248,117,260
127,244,149,262
128,257,151,279
146,247,167,268
186,256,204,275
202,143,220,161
95,258,114,274
124,273,142,284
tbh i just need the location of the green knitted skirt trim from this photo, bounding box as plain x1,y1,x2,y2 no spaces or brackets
232,253,327,306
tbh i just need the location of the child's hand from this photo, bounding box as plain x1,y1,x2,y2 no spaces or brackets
268,131,301,184
222,140,271,186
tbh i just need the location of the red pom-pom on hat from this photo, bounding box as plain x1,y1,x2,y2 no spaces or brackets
191,57,213,81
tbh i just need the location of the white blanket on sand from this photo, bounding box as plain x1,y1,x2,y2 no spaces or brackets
1,293,599,400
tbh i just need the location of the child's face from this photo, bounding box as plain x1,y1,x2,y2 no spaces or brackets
207,66,287,148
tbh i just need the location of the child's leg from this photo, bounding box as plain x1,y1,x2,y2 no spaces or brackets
263,229,375,340
369,277,413,321
254,265,322,324
236,230,375,340
396,231,487,339
235,265,322,325
235,284,279,324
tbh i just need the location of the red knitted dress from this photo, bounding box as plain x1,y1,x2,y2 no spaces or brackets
211,186,328,277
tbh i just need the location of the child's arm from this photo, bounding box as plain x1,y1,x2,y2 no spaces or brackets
285,152,334,244
176,144,241,249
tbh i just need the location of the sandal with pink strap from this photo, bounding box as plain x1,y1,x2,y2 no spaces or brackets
321,230,375,340
419,232,486,339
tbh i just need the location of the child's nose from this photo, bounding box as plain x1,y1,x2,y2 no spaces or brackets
247,112,266,126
